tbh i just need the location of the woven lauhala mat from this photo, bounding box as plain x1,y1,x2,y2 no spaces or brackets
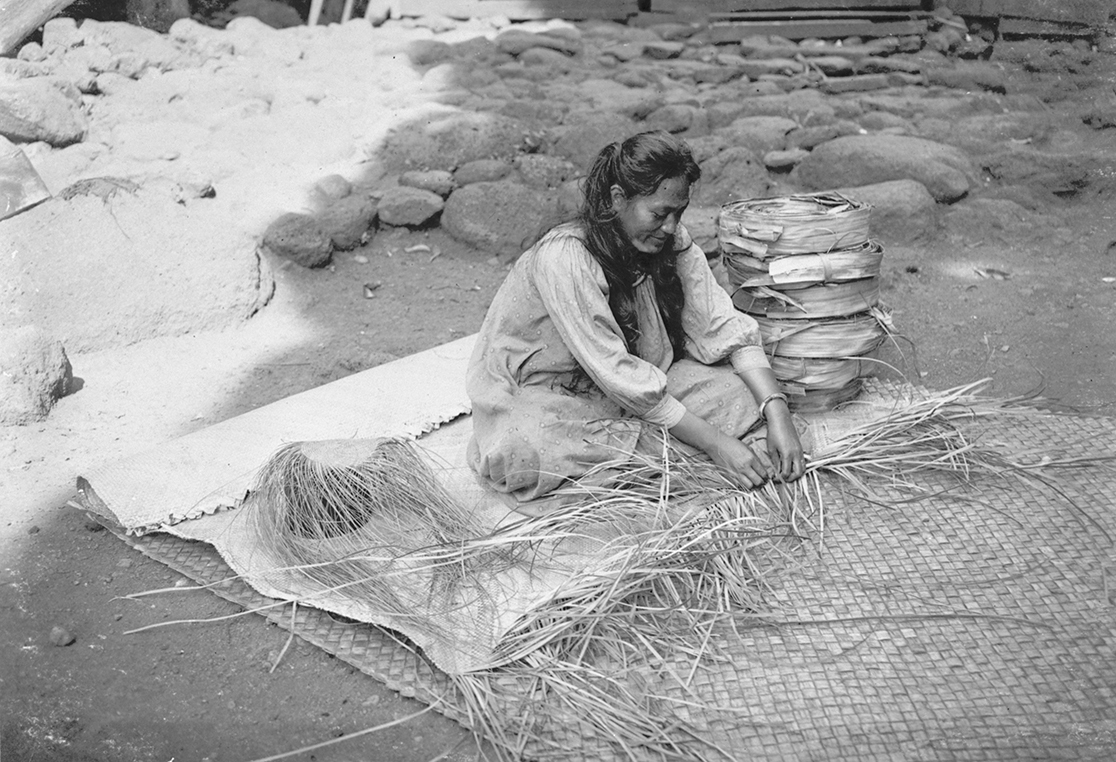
102,409,1116,762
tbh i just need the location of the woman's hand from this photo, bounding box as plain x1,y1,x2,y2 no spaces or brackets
708,434,771,489
737,368,807,482
670,410,772,488
764,407,805,482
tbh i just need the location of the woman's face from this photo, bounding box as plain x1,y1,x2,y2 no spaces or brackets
611,176,691,255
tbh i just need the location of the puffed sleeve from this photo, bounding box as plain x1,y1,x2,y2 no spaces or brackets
674,225,771,374
530,235,687,428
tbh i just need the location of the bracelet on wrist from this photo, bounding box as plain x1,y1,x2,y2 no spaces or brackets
757,392,789,421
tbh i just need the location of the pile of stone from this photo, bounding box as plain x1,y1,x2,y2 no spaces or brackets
256,15,1037,268
3,8,1113,426
718,193,887,412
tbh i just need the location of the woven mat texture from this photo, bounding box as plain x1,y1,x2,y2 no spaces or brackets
105,409,1116,761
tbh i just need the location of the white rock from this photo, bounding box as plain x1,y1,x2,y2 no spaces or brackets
169,17,236,58
77,19,196,74
52,62,100,95
17,42,47,63
421,62,457,90
313,174,353,201
0,326,72,426
1,184,273,352
41,17,83,56
225,16,304,63
91,71,135,97
0,79,87,146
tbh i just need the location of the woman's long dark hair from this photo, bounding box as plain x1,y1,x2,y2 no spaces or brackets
579,131,701,360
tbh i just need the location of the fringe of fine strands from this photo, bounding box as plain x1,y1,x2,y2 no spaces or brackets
242,381,1113,762
250,438,520,644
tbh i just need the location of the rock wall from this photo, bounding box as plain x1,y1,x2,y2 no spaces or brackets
1,7,1114,398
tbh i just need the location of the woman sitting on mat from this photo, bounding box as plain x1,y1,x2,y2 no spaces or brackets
467,130,804,505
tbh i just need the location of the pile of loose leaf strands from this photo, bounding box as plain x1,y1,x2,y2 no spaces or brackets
128,381,1113,762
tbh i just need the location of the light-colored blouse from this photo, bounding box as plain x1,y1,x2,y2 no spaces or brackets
466,221,769,501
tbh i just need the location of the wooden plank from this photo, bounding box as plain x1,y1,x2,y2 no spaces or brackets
0,0,76,56
394,0,637,19
738,39,896,58
0,136,51,222
651,0,921,12
710,10,927,21
711,18,928,42
1000,17,1095,36
944,0,1108,26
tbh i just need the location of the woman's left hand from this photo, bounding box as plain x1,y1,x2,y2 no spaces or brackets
765,412,805,482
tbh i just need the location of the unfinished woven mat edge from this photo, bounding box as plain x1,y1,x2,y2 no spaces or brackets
96,517,472,730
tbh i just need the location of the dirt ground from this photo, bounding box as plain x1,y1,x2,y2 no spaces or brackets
3,16,1116,762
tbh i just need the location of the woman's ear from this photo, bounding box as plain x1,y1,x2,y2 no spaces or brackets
609,184,627,211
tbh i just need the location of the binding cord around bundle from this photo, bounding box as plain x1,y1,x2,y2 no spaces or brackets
733,277,881,319
725,240,884,289
718,193,872,259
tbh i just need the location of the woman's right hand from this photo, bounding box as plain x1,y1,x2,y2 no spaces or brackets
708,434,771,489
670,410,773,489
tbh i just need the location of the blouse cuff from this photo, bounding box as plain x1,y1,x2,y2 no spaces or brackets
642,394,687,429
730,345,771,374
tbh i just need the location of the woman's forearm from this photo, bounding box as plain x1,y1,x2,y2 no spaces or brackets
739,365,806,481
667,366,790,455
668,408,732,453
669,408,770,486
738,366,792,425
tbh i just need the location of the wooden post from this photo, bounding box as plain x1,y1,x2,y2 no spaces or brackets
341,0,355,22
308,0,325,25
0,0,76,56
365,0,392,25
